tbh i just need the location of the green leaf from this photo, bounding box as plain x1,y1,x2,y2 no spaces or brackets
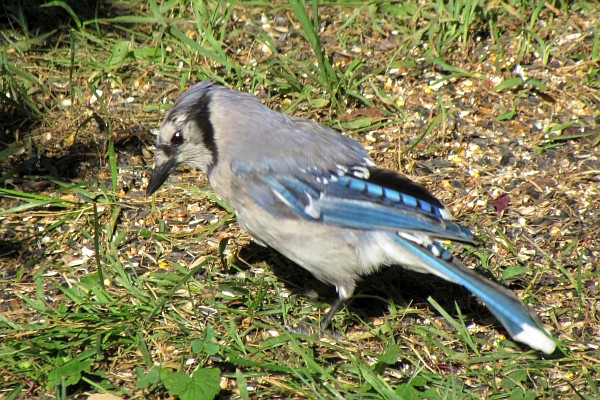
133,47,162,61
236,369,250,400
148,0,167,26
432,58,480,78
507,387,538,400
502,267,529,280
191,339,204,354
289,0,338,105
345,117,373,130
497,108,516,121
106,40,131,70
395,383,422,400
47,358,92,390
190,368,222,399
525,78,548,91
359,365,403,400
309,98,330,108
428,297,479,354
136,367,161,389
162,370,191,396
402,114,442,155
159,366,221,399
191,327,221,356
182,384,218,400
203,342,220,356
167,27,231,68
388,60,417,69
0,145,23,162
494,77,524,91
411,376,428,387
547,120,576,134
379,346,402,365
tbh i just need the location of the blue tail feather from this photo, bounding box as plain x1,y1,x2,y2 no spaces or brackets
393,235,556,354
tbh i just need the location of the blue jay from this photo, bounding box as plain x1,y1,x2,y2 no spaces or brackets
146,81,556,354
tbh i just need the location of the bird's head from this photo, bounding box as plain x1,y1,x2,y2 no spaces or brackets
146,81,219,196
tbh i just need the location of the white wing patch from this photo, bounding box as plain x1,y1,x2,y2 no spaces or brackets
398,231,434,248
335,164,372,179
335,164,348,175
304,193,322,219
440,206,453,220
272,189,295,210
364,157,376,167
398,231,453,261
271,187,322,219
350,166,370,179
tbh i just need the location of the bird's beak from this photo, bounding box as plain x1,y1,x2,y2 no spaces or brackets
146,157,177,196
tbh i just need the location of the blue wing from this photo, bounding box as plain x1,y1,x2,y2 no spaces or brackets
255,166,473,243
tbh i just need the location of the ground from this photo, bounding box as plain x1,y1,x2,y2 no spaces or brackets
1,1,599,399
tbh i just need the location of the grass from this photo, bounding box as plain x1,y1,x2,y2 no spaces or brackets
1,0,599,399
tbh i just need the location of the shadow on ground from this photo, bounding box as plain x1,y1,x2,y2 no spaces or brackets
1,0,106,28
237,242,495,330
1,0,148,185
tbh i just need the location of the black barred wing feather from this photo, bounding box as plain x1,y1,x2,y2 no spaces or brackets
255,166,474,243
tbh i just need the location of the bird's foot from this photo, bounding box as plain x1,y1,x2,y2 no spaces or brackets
284,323,316,336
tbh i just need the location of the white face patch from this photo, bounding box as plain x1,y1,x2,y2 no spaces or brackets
155,150,171,167
170,114,187,127
157,121,176,145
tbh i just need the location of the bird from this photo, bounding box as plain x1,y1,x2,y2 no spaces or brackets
146,80,556,354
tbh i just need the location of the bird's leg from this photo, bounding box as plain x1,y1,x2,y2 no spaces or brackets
319,296,345,330
284,296,346,336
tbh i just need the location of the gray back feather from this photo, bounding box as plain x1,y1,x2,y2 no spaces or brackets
202,83,372,176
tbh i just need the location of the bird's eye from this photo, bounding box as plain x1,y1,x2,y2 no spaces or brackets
171,130,184,145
